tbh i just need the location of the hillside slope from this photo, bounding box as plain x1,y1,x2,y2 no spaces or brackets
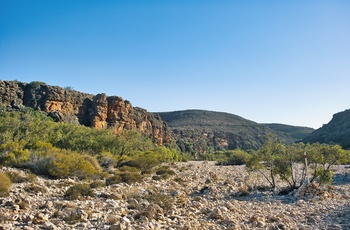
303,109,350,149
157,110,303,152
265,123,314,142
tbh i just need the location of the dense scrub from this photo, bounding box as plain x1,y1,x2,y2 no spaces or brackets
0,108,183,180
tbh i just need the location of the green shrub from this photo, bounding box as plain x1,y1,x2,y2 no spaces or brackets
98,151,117,168
90,180,105,188
83,155,101,172
0,142,30,167
154,165,176,180
120,172,143,184
64,183,93,200
217,150,251,166
29,81,46,89
118,166,140,173
0,172,12,197
48,152,98,179
106,174,122,186
120,156,159,173
316,167,334,184
106,172,143,185
155,167,176,176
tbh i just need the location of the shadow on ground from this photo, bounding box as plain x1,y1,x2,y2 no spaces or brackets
332,172,350,185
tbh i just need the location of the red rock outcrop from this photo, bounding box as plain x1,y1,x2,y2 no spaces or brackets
0,80,170,145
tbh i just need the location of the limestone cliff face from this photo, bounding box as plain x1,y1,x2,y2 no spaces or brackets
0,80,170,145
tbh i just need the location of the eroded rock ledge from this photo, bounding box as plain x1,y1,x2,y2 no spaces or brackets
0,80,170,145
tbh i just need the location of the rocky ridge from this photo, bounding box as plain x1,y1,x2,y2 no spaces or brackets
1,161,350,230
303,109,350,149
0,80,170,145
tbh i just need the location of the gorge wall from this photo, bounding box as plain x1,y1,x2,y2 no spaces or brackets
0,80,171,145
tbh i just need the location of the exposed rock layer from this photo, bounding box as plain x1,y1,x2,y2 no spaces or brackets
0,80,170,145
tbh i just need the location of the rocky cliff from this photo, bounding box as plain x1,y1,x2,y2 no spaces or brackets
0,80,170,145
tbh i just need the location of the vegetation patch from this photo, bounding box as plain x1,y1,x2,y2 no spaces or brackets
64,183,93,200
0,108,182,181
153,165,176,180
216,149,251,166
0,172,12,197
106,171,143,185
24,183,48,194
5,171,37,183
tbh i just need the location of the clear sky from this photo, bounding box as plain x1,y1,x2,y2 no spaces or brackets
1,0,349,129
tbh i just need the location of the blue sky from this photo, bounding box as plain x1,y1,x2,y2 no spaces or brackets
1,0,349,129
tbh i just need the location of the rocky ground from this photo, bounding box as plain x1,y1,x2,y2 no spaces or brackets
1,161,350,230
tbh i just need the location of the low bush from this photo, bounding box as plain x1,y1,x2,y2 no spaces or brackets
120,172,143,184
98,151,117,168
0,142,30,167
118,166,140,173
155,166,176,176
217,150,251,166
29,81,46,89
106,174,122,185
48,152,98,179
24,183,47,194
64,183,93,200
5,171,37,183
89,180,105,188
120,157,159,173
153,165,176,180
0,172,12,197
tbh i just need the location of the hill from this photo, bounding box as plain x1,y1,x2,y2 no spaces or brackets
264,123,314,141
302,109,350,149
157,109,308,153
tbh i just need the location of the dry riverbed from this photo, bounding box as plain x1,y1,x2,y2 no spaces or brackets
1,161,350,229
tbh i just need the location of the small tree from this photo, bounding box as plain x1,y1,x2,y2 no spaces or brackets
273,143,305,189
246,133,285,188
247,138,350,191
307,143,349,184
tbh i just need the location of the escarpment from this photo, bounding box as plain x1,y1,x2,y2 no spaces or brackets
0,80,170,145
